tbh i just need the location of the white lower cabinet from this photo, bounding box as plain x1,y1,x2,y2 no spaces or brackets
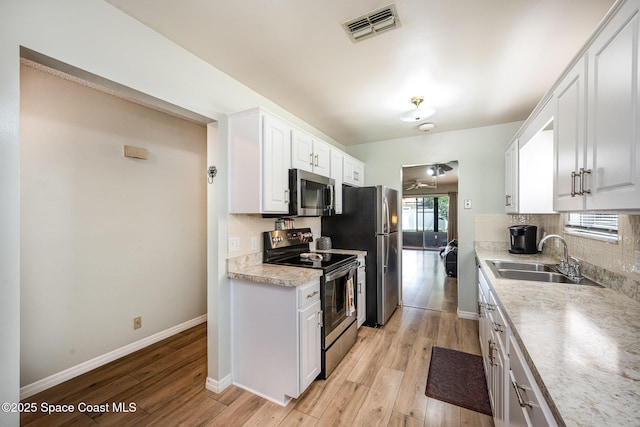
231,278,321,406
478,265,557,427
479,267,506,427
508,336,556,427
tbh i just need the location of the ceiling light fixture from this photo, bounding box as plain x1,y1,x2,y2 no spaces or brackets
418,122,435,132
401,96,437,122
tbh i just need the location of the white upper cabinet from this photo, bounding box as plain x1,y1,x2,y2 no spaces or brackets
554,55,587,211
230,107,365,214
585,0,640,210
504,140,518,213
291,129,331,177
518,98,555,214
343,154,365,186
229,108,292,214
330,148,344,214
553,0,640,211
263,113,293,213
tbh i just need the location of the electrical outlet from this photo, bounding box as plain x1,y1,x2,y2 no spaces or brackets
229,237,240,252
251,236,259,251
133,316,142,330
464,199,472,209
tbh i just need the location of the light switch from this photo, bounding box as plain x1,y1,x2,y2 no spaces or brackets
464,199,472,209
229,237,240,252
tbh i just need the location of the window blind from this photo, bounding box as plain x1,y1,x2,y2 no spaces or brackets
564,213,619,240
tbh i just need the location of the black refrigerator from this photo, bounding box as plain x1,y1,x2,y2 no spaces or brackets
322,185,399,326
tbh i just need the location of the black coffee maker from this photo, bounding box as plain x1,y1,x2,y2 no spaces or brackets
508,225,538,254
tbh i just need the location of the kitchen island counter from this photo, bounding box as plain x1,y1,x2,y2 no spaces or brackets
475,248,640,427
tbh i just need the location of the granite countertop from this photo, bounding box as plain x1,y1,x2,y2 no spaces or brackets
475,248,640,427
226,249,365,287
228,262,322,287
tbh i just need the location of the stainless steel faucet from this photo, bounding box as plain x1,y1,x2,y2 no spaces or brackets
537,234,582,282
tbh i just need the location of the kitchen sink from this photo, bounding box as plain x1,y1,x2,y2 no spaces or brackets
487,259,603,287
489,260,554,272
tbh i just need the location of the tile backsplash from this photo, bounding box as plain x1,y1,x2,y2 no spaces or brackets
227,214,321,258
475,213,640,302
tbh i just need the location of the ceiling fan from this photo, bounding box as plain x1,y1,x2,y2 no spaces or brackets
404,179,437,191
427,163,453,176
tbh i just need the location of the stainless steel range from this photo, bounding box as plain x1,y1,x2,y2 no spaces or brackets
264,228,359,378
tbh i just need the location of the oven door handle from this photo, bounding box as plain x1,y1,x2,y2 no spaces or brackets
325,262,359,282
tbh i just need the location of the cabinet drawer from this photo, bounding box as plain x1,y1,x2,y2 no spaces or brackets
488,291,508,350
298,281,320,308
509,335,557,427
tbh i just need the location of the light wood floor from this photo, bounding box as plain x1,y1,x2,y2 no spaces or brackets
21,250,493,427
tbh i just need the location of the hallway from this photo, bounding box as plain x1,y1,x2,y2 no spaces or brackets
402,249,452,311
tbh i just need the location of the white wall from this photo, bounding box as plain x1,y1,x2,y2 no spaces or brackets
0,1,343,421
19,64,207,385
347,122,524,314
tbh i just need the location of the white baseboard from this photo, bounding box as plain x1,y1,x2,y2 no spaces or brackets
457,309,479,320
20,314,207,400
231,381,291,407
205,374,232,394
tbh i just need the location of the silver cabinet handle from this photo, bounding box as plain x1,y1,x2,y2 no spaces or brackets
284,189,290,203
314,154,319,167
306,290,319,299
580,168,591,195
512,380,533,409
318,310,323,328
309,153,314,166
486,303,496,311
493,321,504,333
571,171,579,197
488,339,497,366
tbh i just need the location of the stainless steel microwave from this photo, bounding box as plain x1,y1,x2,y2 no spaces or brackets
289,169,335,216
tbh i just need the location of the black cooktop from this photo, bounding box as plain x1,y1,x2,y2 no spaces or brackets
267,252,356,271
263,228,357,272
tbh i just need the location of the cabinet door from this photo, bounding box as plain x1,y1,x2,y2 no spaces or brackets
330,148,343,214
312,139,331,177
353,160,364,185
262,114,292,213
554,55,587,211
586,2,640,209
505,140,518,213
299,299,322,392
291,129,314,173
343,155,355,185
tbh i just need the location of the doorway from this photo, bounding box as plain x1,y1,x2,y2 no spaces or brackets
400,162,459,309
19,57,211,396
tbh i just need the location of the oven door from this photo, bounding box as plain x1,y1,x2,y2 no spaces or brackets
322,262,358,348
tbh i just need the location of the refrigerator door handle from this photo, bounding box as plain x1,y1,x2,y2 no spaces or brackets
383,198,390,234
382,234,388,273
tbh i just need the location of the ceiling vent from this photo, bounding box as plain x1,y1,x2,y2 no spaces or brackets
342,4,400,43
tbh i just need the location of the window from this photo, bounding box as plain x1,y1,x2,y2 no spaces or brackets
402,196,449,232
564,213,619,241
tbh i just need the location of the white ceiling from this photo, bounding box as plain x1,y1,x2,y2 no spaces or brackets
104,0,615,146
